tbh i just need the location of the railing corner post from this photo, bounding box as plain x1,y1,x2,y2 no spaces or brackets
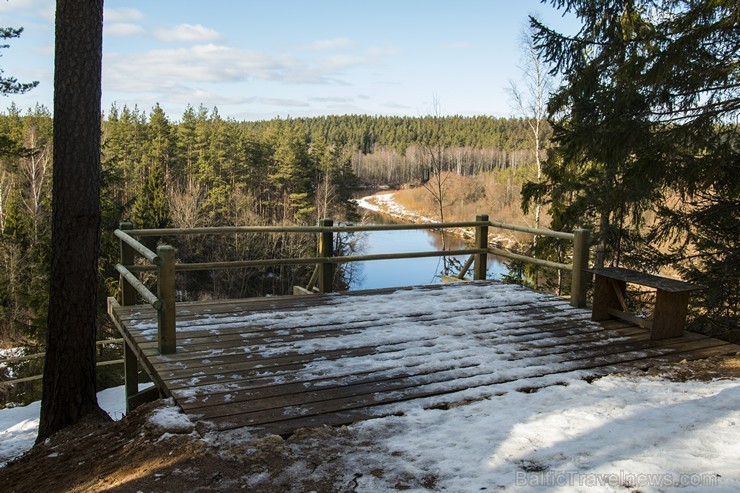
119,221,136,306
318,218,334,293
571,228,590,308
474,214,489,280
156,244,177,354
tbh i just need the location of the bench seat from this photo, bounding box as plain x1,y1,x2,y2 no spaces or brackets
585,267,702,340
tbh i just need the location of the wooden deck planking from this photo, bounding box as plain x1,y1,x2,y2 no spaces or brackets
183,331,726,419
109,282,739,436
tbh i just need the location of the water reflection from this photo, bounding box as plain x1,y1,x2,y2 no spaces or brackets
344,210,508,290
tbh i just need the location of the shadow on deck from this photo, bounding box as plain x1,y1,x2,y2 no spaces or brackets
108,281,739,437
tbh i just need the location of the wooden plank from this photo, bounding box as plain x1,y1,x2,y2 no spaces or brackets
131,296,573,341
474,215,488,280
127,385,161,411
651,290,690,340
130,300,583,352
592,274,626,321
112,281,566,321
140,312,620,371
177,329,705,415
585,267,702,293
178,328,710,414
570,229,590,308
197,337,732,432
610,278,629,312
139,312,602,369
119,222,137,306
128,299,584,349
606,307,652,329
106,297,171,399
441,275,472,283
168,324,646,403
124,341,139,412
318,218,334,293
237,341,740,437
292,286,316,295
162,323,645,389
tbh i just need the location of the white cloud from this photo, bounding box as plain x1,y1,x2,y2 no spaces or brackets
309,96,355,103
321,54,361,70
154,24,222,43
0,0,54,21
309,37,352,51
105,22,145,38
382,101,411,109
105,7,144,23
245,97,309,108
103,44,347,94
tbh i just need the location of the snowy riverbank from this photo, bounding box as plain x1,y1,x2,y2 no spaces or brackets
357,191,519,248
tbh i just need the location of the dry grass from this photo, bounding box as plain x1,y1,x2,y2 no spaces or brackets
392,169,547,247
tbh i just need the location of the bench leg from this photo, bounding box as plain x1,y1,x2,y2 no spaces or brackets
651,290,689,340
591,274,626,321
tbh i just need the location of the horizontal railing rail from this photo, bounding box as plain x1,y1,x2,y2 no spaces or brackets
124,221,489,236
124,248,488,273
487,247,573,272
115,263,162,308
114,229,161,264
487,219,575,240
0,338,125,387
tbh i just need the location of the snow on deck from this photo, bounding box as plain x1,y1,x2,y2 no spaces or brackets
108,281,738,437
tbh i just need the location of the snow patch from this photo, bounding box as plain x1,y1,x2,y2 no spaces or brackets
0,383,152,467
147,401,194,434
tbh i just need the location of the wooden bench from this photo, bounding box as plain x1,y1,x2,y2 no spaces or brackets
585,267,702,340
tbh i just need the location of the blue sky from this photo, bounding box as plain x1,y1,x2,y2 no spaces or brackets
0,1,580,121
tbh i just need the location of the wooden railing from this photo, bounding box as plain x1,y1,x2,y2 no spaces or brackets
112,215,590,356
0,338,124,387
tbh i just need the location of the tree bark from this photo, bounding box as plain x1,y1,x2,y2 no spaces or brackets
37,0,106,442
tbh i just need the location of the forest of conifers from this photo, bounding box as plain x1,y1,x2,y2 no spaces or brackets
0,104,541,349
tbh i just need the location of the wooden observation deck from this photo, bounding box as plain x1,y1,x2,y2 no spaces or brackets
108,219,738,436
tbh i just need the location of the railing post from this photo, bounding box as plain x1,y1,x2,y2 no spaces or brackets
119,222,136,306
119,222,139,408
571,228,590,308
474,214,489,280
318,218,334,293
123,342,138,412
157,245,177,354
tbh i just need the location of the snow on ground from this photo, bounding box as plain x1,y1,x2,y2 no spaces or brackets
356,191,510,244
1,281,739,490
356,192,436,224
342,375,739,492
147,399,194,434
0,383,152,467
2,376,738,491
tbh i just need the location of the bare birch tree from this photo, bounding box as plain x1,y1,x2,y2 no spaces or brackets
421,95,453,275
509,23,553,233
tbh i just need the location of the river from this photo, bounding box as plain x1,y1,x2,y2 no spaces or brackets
346,209,509,290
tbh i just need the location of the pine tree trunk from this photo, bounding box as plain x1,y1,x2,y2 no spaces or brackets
37,0,106,442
